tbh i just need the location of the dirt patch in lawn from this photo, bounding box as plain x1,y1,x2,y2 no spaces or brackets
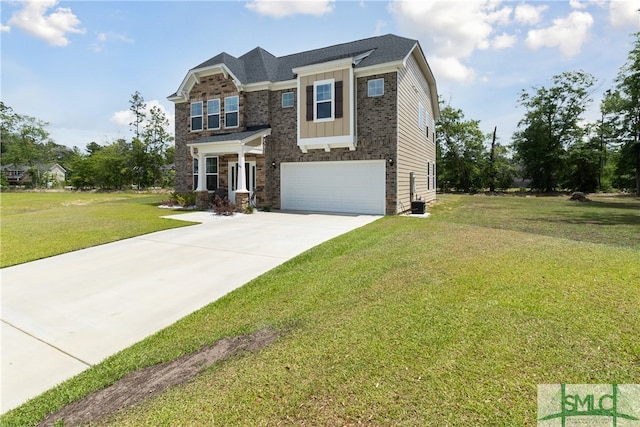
38,327,280,427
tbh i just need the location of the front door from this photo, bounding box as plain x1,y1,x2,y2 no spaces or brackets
229,161,256,204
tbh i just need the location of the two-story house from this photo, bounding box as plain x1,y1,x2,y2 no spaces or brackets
168,34,439,215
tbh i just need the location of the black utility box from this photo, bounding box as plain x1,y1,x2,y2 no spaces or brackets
411,200,426,214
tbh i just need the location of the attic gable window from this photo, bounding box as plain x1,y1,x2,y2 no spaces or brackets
191,101,203,132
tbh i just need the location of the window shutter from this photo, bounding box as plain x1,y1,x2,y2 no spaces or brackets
335,81,343,118
306,85,313,121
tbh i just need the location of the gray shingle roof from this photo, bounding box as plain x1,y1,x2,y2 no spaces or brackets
190,34,418,84
191,125,271,145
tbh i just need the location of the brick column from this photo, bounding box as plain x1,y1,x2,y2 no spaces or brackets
235,191,249,212
196,191,208,209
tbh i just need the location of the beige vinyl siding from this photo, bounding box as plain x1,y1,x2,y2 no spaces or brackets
397,51,437,212
299,68,351,139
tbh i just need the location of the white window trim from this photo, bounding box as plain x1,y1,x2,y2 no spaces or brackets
207,99,220,130
205,156,219,191
314,78,334,123
282,92,294,108
224,95,239,129
368,78,384,97
190,101,203,132
418,102,425,131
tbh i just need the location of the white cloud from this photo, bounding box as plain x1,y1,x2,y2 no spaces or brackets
428,56,476,83
91,32,134,53
7,0,85,47
492,32,516,49
245,0,335,18
1,24,10,32
389,0,514,82
374,20,387,36
609,0,640,29
525,11,594,57
514,3,547,25
569,0,588,9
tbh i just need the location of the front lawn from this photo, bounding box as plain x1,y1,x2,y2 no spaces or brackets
0,192,195,268
2,193,639,426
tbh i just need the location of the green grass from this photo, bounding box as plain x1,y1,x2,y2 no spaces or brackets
2,193,639,426
0,191,195,267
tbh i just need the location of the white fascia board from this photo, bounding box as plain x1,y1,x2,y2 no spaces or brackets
270,79,296,91
297,135,356,153
171,64,243,103
240,128,271,145
293,57,353,76
404,44,440,120
354,61,403,78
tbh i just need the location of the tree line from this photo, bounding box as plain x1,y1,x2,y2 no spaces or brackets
1,91,174,190
437,32,639,196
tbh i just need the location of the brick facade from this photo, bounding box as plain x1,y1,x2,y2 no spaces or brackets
174,72,400,214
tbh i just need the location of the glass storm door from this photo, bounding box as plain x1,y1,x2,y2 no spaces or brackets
229,161,256,203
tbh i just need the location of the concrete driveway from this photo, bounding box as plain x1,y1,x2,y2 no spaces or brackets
0,210,379,413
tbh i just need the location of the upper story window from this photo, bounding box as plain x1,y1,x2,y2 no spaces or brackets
368,78,384,97
282,92,294,108
418,102,425,131
224,95,239,128
207,99,220,130
191,101,203,131
314,79,334,121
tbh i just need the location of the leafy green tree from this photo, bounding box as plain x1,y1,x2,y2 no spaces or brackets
436,103,488,192
129,91,146,140
142,105,173,187
602,32,640,194
0,102,53,167
512,71,596,192
485,132,516,191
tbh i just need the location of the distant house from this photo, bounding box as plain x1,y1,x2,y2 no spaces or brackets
168,34,439,215
1,163,66,187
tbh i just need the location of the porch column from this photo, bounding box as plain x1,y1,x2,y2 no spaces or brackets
195,153,208,209
236,149,248,193
235,149,249,211
196,153,206,192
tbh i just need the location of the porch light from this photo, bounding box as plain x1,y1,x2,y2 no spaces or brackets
388,158,394,166
272,161,277,169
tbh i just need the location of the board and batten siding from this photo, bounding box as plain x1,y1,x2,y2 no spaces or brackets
396,51,437,212
299,69,351,139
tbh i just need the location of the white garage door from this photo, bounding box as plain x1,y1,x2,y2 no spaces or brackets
281,160,385,215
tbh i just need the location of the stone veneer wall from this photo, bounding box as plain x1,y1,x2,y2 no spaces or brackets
173,74,269,197
175,71,399,214
174,102,189,193
265,72,398,214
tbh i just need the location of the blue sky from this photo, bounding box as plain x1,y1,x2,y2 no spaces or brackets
1,0,639,150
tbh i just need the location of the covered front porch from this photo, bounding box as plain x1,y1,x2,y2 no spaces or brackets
188,126,271,210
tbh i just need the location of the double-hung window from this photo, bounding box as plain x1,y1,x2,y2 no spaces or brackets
418,102,425,131
205,157,218,190
191,101,203,131
224,95,239,128
368,78,384,97
207,99,220,130
314,79,334,121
